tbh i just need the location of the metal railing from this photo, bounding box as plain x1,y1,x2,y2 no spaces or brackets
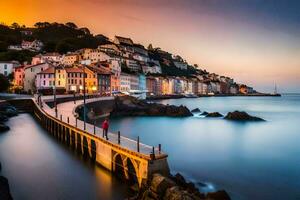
36,96,165,158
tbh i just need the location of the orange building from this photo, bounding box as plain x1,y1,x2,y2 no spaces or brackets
13,65,25,89
65,65,97,94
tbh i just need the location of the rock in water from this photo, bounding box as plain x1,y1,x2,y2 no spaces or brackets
111,96,193,117
0,106,18,117
224,111,265,121
0,176,13,200
0,123,10,133
206,112,223,118
191,108,201,113
0,114,8,122
150,174,176,199
200,111,208,116
173,173,186,186
206,190,231,200
164,186,194,200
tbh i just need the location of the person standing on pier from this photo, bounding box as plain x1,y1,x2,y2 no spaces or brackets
102,118,109,140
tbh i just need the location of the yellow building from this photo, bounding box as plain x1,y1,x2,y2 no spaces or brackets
65,65,97,94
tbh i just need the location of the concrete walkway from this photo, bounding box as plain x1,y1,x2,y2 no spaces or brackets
39,95,163,157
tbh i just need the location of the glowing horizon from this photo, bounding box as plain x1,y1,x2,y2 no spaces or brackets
1,0,300,93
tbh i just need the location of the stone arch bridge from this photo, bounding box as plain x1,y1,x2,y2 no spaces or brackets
5,96,170,187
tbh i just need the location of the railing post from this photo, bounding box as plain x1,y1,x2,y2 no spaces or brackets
152,146,155,155
67,117,69,124
159,144,161,154
93,121,96,135
118,131,120,144
137,136,140,152
150,146,155,160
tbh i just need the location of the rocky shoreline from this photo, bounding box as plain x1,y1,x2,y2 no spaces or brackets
147,93,281,100
130,173,230,200
0,103,18,133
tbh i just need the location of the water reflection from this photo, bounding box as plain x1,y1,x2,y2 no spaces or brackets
0,114,128,200
109,95,300,200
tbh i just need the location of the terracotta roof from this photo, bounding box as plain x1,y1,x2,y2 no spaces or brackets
87,66,112,75
0,61,20,64
24,63,52,70
37,65,64,74
65,67,84,73
115,36,134,45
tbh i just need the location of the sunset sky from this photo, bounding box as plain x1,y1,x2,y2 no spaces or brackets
1,0,300,92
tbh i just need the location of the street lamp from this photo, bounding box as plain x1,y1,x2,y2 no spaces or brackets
83,65,86,130
53,65,58,117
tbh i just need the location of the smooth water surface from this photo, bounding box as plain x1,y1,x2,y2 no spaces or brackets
109,94,300,200
0,114,129,200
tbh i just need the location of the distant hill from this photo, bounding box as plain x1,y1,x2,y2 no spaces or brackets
0,22,111,62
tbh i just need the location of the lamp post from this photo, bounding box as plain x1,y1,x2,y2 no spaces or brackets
54,66,57,117
83,65,86,130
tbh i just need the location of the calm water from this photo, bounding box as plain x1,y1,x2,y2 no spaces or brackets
0,114,129,200
1,95,300,200
108,94,300,200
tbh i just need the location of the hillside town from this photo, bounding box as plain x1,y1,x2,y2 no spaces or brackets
1,34,256,99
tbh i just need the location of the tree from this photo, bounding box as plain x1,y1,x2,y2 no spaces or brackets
66,22,78,29
34,22,50,28
148,44,153,50
11,22,20,29
0,74,10,92
79,27,90,35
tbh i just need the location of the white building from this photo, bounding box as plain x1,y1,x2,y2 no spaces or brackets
120,73,131,92
61,53,79,66
36,66,67,91
24,63,52,93
174,61,188,70
31,53,61,65
0,61,20,76
21,40,43,52
124,59,141,72
142,61,161,74
98,44,121,55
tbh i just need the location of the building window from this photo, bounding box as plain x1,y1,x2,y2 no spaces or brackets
43,80,46,86
4,64,7,69
58,81,60,86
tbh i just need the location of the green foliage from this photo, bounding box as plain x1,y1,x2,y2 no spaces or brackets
31,22,110,53
0,22,111,54
0,74,10,92
0,50,37,63
0,24,22,52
